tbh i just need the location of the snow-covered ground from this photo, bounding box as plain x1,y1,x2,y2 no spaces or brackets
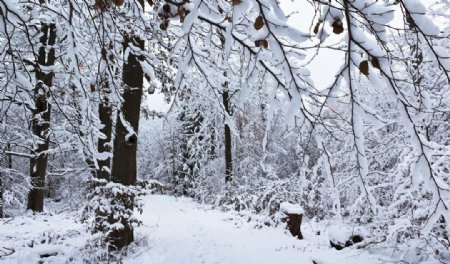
1,194,400,263
0,206,85,263
127,195,392,264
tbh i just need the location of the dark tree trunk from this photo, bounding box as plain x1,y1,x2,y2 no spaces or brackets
0,169,3,218
111,35,144,186
27,23,56,212
96,72,112,180
0,152,3,219
222,90,232,183
109,25,144,248
0,144,12,218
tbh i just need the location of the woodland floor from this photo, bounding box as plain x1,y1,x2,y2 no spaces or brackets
1,195,404,264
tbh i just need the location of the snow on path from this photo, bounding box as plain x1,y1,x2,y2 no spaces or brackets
127,195,390,264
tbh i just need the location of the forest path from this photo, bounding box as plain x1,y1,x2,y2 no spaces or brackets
126,195,387,264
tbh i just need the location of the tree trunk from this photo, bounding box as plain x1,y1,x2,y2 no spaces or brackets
111,35,144,186
109,30,144,248
0,143,12,218
27,23,56,212
0,157,4,218
0,169,3,218
222,90,232,183
96,70,112,180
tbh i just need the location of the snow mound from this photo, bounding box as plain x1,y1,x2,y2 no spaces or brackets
280,202,304,214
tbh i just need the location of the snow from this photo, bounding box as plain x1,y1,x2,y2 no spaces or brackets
1,0,449,262
0,194,426,264
0,208,85,264
328,225,364,244
279,202,304,214
182,0,201,34
125,195,393,264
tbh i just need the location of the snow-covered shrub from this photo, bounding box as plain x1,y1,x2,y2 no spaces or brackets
83,179,144,252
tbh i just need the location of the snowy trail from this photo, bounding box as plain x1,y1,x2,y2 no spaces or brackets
127,195,389,264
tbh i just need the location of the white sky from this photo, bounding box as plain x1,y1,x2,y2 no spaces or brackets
280,0,345,91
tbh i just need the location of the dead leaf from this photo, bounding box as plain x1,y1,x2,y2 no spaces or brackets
332,18,344,34
160,21,168,31
359,60,369,76
371,57,380,70
255,39,268,49
114,0,124,7
254,15,264,30
232,0,242,5
101,48,107,61
108,54,115,64
163,4,171,13
313,21,321,34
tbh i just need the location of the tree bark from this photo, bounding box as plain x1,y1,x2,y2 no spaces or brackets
0,170,3,218
0,142,12,218
222,89,232,183
27,23,56,212
109,29,144,248
96,71,112,180
0,157,4,218
111,35,144,186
